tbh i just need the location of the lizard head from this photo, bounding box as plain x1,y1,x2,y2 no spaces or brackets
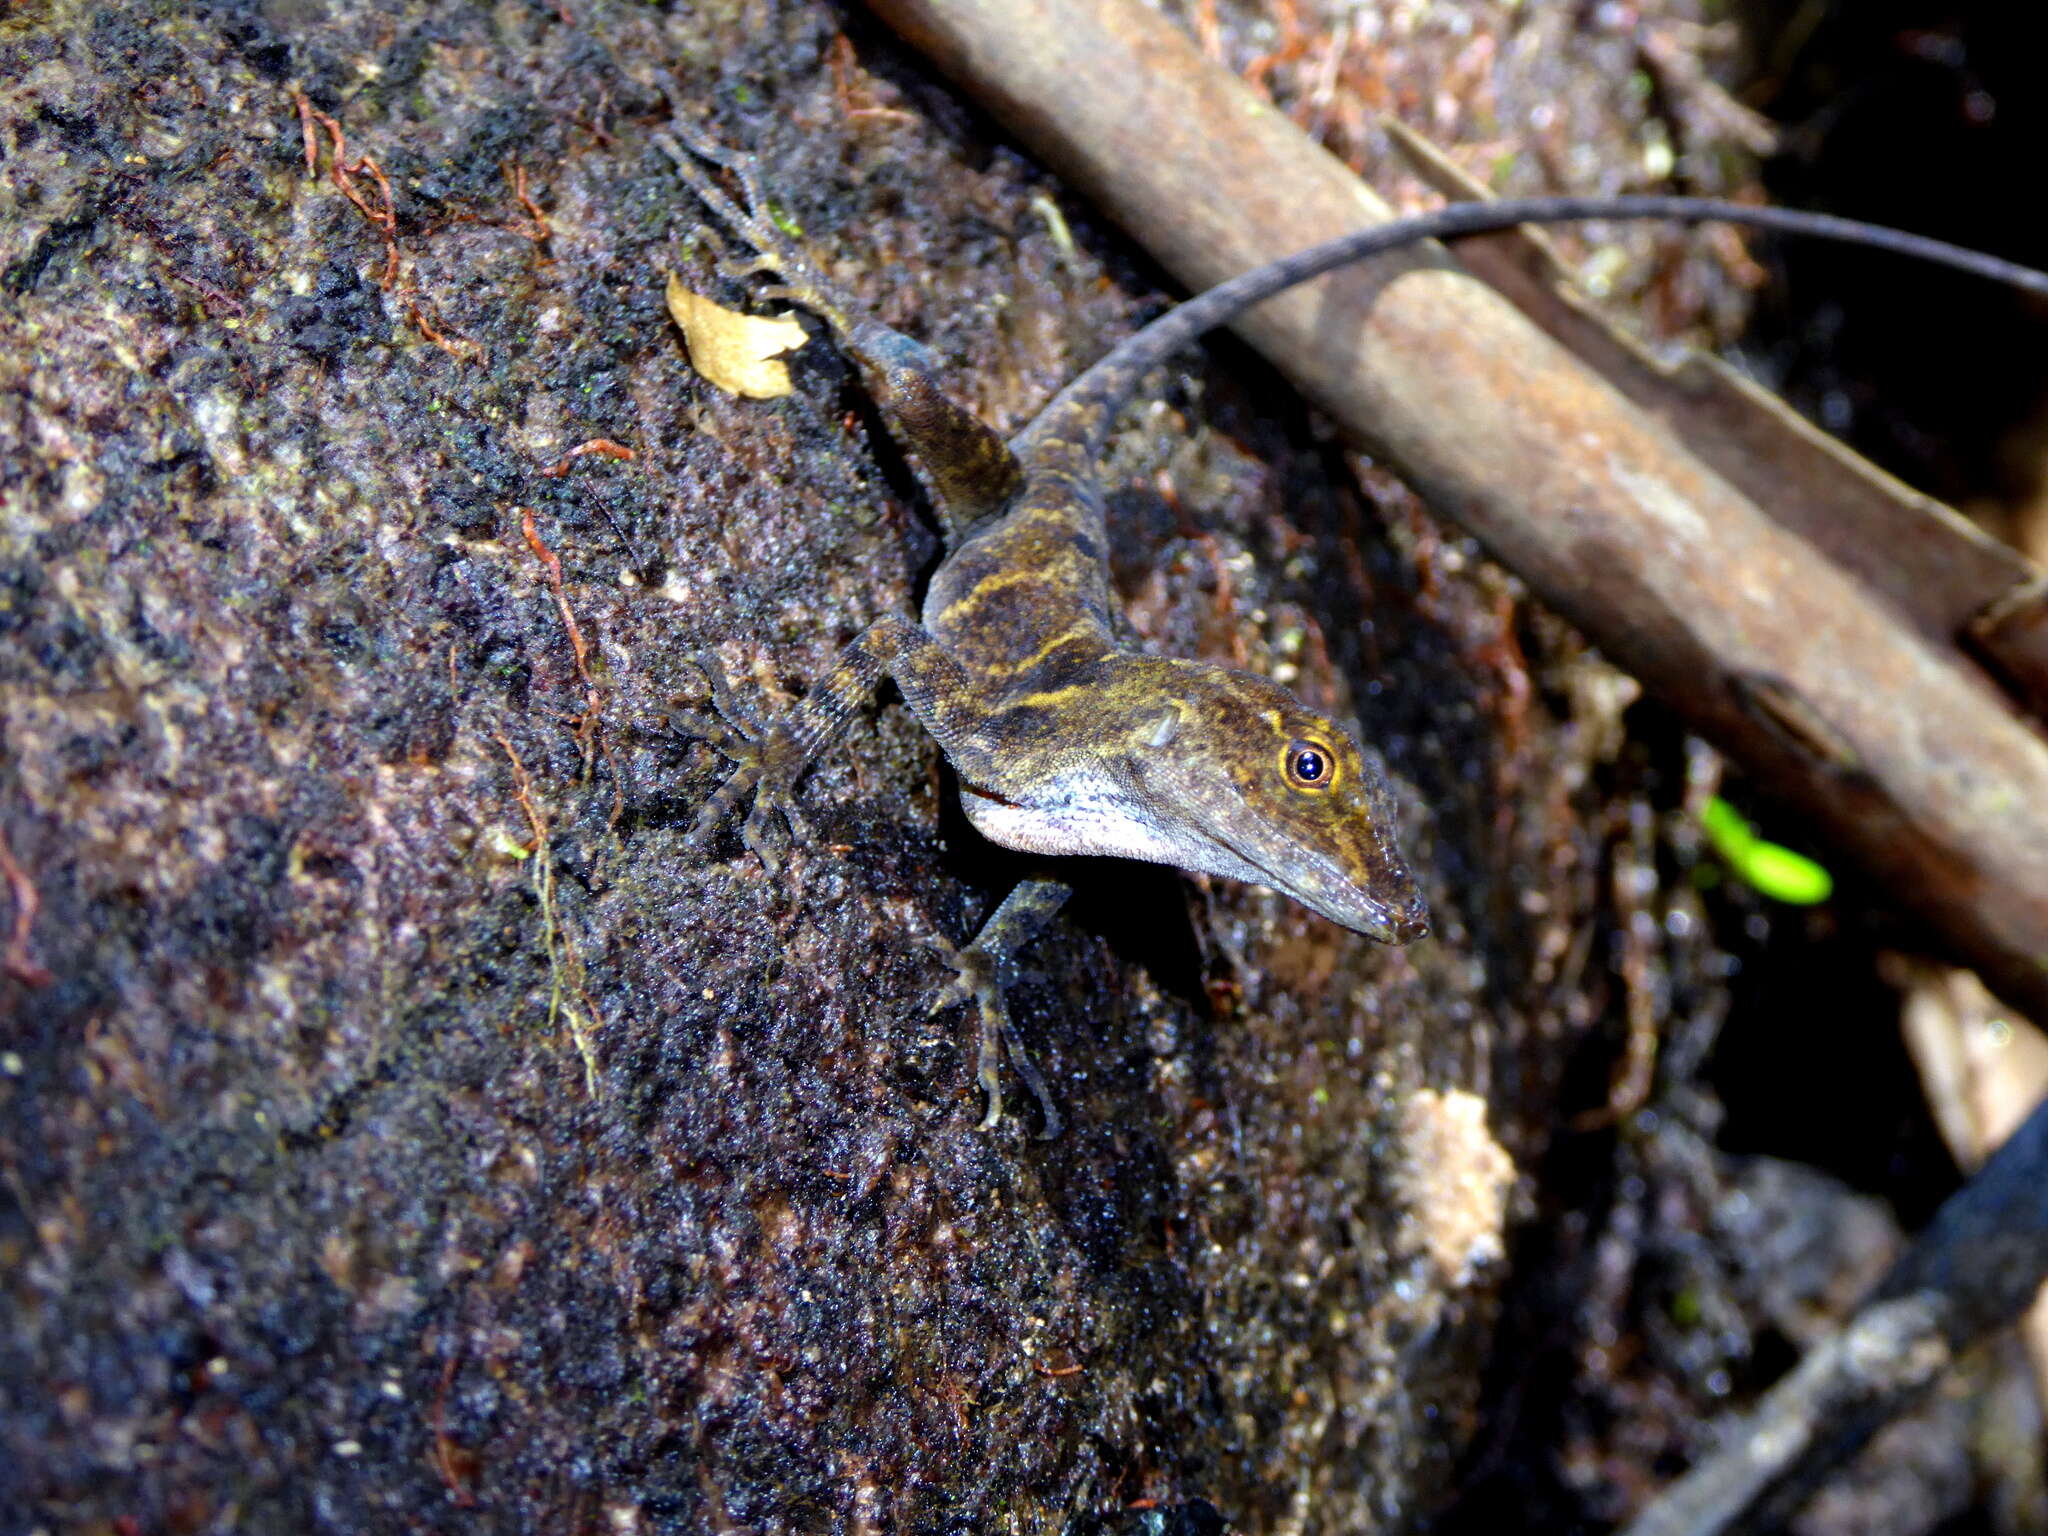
1109,660,1429,944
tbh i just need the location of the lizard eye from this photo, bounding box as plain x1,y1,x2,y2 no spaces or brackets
1283,738,1335,791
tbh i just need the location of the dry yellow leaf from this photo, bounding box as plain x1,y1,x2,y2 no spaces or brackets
665,273,808,400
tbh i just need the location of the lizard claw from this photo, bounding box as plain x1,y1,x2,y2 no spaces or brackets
919,931,985,1017
684,220,786,286
666,706,748,759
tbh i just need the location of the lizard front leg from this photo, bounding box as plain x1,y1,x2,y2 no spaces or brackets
927,877,1072,1136
680,623,1071,1131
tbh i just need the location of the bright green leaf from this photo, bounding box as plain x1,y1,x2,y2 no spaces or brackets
1701,796,1833,905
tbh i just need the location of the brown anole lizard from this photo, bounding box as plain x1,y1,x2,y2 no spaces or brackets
656,122,2048,1134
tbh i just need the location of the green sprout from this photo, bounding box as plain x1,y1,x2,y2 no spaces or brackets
1700,797,1833,905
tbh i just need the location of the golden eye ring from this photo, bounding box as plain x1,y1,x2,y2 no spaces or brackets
1282,738,1337,791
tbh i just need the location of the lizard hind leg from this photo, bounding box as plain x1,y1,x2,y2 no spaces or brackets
655,122,861,342
656,121,1024,541
926,878,1072,1136
677,614,992,879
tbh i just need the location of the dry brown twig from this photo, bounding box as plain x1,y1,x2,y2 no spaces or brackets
518,506,604,764
0,822,53,988
493,731,602,1094
288,86,480,360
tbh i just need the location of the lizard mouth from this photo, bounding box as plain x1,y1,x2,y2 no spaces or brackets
1214,826,1429,945
960,780,1021,808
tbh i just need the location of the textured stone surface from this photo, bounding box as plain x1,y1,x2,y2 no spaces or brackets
0,1,1746,1530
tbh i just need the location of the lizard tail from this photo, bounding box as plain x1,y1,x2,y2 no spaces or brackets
1012,196,2048,467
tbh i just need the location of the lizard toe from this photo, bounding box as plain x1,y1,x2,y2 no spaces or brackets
739,794,793,876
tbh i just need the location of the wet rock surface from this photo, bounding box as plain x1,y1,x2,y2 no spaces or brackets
1,1,1755,1529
